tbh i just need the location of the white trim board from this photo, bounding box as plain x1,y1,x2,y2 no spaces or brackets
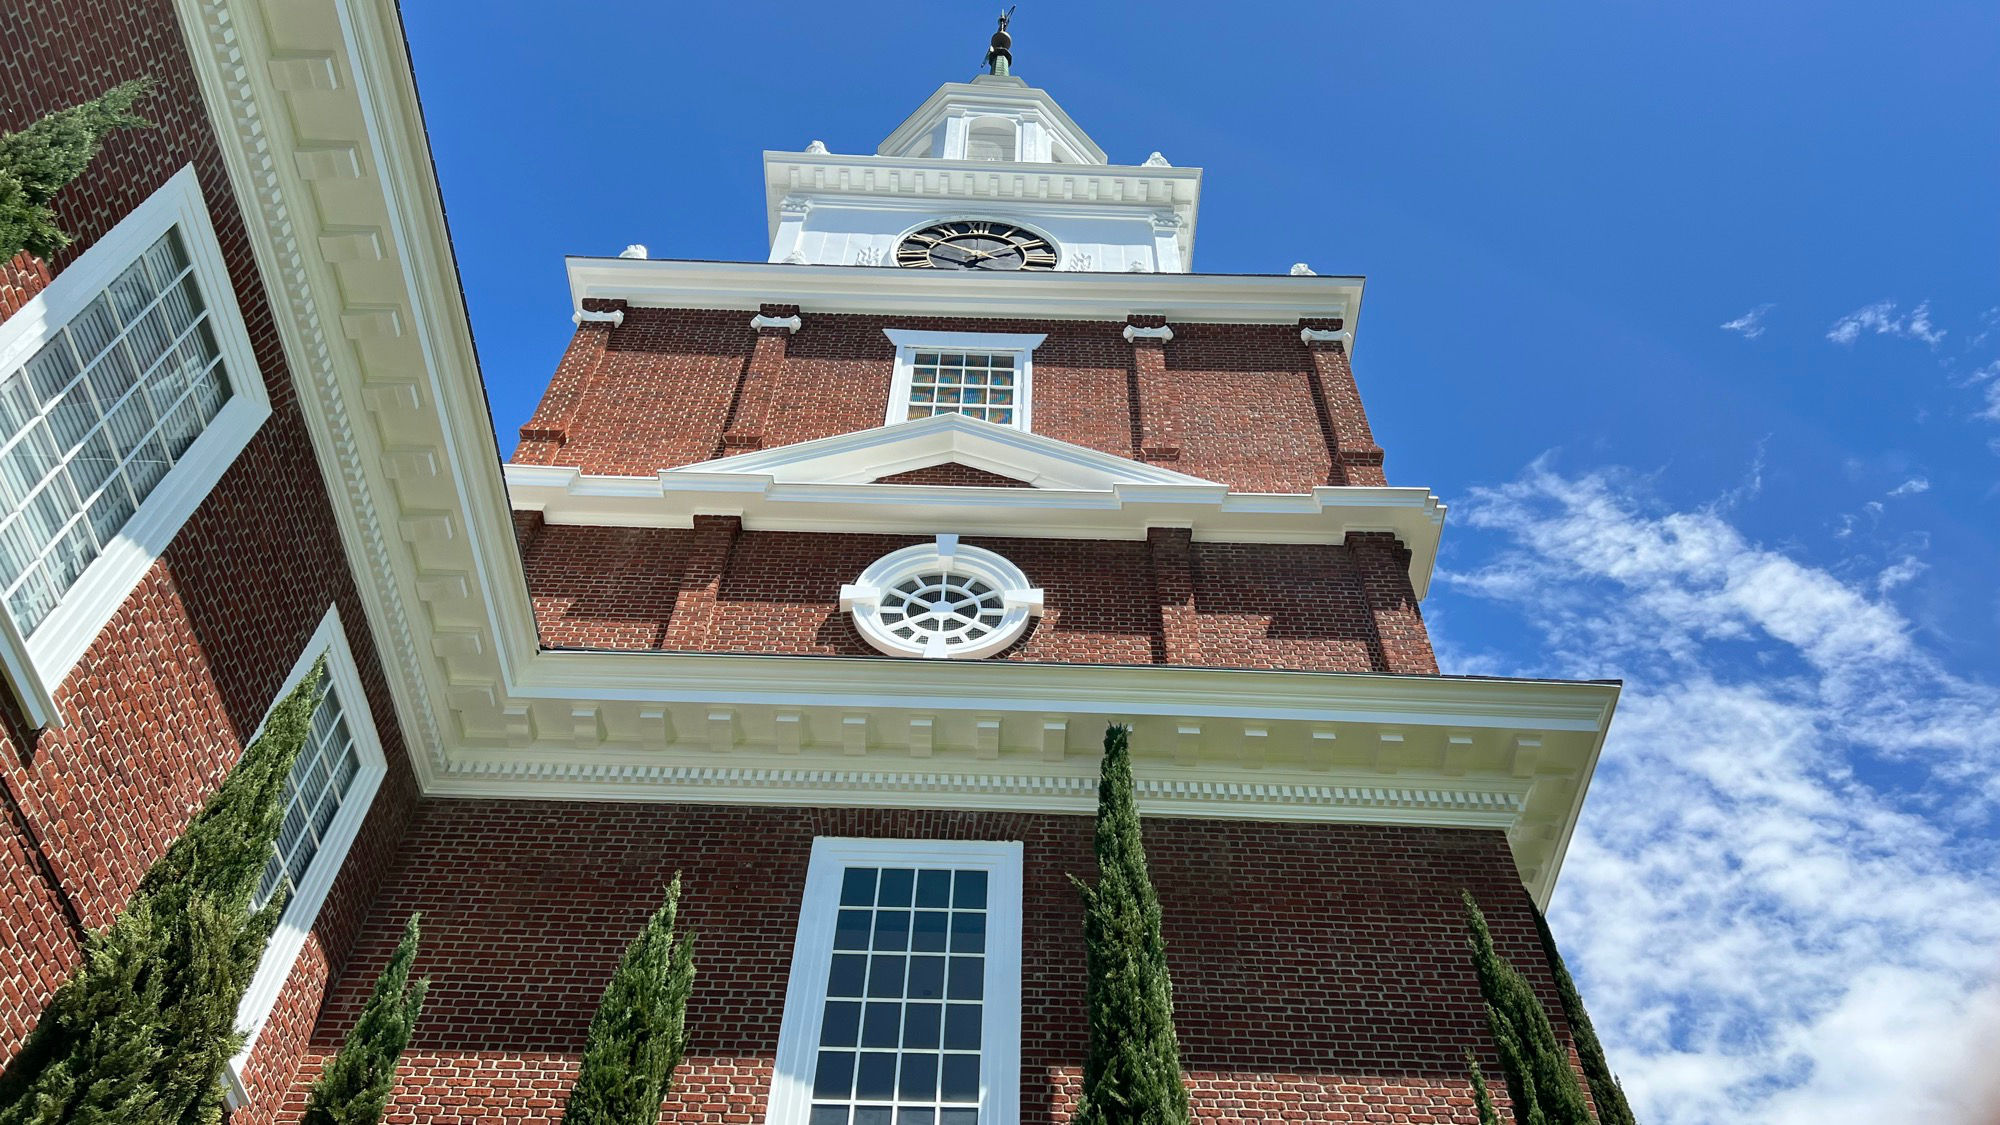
224,603,389,1108
568,257,1363,334
0,164,273,729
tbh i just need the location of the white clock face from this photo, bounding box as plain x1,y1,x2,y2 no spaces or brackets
895,220,1059,271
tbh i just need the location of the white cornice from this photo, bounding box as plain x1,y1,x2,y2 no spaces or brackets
183,0,1609,911
764,151,1201,267
508,468,1447,598
568,257,1363,329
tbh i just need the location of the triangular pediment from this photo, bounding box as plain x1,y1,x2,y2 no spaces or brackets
668,414,1224,491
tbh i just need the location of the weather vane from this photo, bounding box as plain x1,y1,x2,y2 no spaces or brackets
985,6,1017,77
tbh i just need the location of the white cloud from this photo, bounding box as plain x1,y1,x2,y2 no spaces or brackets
1720,304,1774,339
1971,360,2000,424
1876,555,1927,594
1827,299,1946,347
1886,477,1930,497
1438,460,2000,1125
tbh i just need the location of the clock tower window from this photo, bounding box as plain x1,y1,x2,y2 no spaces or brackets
883,329,1045,432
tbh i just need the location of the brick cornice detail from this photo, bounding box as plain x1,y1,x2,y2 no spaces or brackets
660,516,742,649
1147,527,1200,665
1301,323,1386,486
1126,316,1180,463
721,305,804,451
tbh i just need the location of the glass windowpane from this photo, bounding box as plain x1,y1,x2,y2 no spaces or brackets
0,229,232,639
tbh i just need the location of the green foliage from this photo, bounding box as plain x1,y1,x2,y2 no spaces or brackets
1531,906,1636,1125
1466,1050,1502,1125
0,664,323,1125
1462,891,1596,1125
302,913,428,1125
0,78,154,262
1069,724,1190,1125
564,875,698,1125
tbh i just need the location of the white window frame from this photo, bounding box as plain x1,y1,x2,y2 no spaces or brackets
223,604,389,1108
767,838,1025,1125
883,329,1044,433
839,534,1045,660
0,164,273,729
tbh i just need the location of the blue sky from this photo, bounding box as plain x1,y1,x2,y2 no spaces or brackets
404,3,2000,1120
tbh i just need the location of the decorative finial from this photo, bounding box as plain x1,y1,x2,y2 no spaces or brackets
1289,262,1316,276
804,139,829,155
1142,151,1171,167
985,6,1017,77
619,244,649,259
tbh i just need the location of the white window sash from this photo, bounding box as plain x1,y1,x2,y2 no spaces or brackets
883,329,1044,434
0,164,273,728
767,838,1025,1125
223,604,388,1108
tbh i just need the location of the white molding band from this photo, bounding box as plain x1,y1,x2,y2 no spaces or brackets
1122,323,1174,343
750,313,803,333
429,760,1529,824
573,307,625,326
572,257,1360,327
0,164,274,728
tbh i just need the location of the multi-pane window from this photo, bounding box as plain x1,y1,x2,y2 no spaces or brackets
227,607,388,1107
902,353,1018,427
0,228,232,638
811,866,989,1125
772,840,1022,1125
253,676,363,910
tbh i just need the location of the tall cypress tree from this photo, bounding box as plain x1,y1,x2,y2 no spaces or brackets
0,78,154,262
1462,891,1595,1125
1530,906,1635,1125
0,664,323,1125
564,875,697,1125
1466,1050,1502,1125
302,913,429,1125
1070,724,1190,1125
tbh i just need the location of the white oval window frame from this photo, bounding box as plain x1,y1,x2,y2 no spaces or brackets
838,534,1045,659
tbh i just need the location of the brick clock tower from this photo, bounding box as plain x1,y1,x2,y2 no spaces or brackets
0,5,1619,1123
488,24,1621,1125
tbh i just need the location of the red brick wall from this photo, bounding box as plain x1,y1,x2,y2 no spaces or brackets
0,0,420,1110
520,525,1435,674
873,463,1036,488
512,311,1387,494
279,801,1571,1125
0,252,53,319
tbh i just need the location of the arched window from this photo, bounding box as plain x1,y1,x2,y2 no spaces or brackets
964,117,1016,162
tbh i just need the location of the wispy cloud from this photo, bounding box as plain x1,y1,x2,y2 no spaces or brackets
1720,304,1774,339
1438,459,2000,1125
1971,360,2000,424
1828,299,1947,347
1886,477,1930,497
